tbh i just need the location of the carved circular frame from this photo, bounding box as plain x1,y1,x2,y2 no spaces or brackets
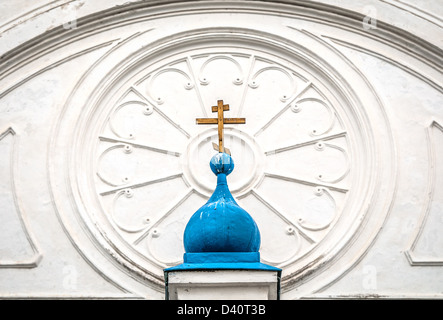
48,3,397,296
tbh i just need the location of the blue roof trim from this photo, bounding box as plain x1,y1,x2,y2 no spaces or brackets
164,262,281,272
184,252,260,263
166,153,281,273
183,153,261,254
165,252,281,272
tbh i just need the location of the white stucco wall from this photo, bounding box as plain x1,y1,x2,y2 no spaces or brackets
0,0,442,299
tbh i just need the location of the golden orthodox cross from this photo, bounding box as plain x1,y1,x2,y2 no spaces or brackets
196,100,246,155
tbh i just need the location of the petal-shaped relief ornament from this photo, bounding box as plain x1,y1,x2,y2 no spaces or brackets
107,99,188,152
299,187,338,231
238,192,302,266
265,139,350,186
92,49,355,271
198,55,244,86
96,143,182,189
140,191,205,266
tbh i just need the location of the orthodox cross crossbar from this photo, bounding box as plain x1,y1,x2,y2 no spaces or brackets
196,100,246,154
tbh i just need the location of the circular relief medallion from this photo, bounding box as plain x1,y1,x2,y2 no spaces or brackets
92,46,358,272
52,29,395,293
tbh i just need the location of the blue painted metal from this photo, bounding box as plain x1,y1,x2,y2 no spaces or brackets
164,152,281,299
165,152,281,275
164,252,281,272
184,252,261,263
209,152,234,175
183,153,261,253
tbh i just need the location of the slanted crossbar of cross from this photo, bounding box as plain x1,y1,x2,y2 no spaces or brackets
196,100,245,155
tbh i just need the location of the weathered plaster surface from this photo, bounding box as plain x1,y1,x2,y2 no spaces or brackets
0,0,441,299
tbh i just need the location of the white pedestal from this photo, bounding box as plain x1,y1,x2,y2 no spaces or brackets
165,269,280,300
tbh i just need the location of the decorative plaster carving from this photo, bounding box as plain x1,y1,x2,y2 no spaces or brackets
0,127,41,268
91,48,358,270
0,0,439,299
406,120,443,265
47,20,397,296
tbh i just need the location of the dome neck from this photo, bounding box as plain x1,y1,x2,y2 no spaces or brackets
207,173,237,205
217,173,227,185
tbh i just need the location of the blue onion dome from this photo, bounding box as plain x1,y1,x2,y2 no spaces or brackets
183,152,261,253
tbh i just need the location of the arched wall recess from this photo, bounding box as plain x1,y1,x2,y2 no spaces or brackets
0,1,441,299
